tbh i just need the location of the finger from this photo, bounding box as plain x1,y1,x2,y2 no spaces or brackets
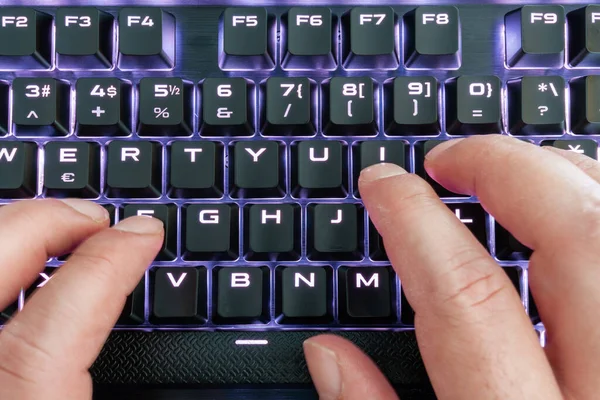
0,216,163,398
304,335,399,400
0,199,109,309
359,164,561,400
543,146,600,183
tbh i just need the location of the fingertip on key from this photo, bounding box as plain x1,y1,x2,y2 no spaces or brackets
114,216,165,235
60,199,109,223
424,138,465,162
359,163,407,183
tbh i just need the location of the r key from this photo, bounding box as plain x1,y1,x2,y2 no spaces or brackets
106,141,161,198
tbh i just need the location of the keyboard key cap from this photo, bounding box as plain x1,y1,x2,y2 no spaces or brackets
323,77,378,135
231,141,284,198
282,7,337,70
118,8,175,70
292,141,347,198
214,266,269,323
169,141,222,198
183,204,239,261
200,78,253,136
245,204,300,261
43,142,100,198
369,219,387,261
338,266,395,323
495,222,532,261
76,78,132,137
416,141,469,198
277,266,332,322
102,204,117,226
0,8,51,69
0,302,17,324
385,76,440,135
404,6,461,69
355,140,407,197
308,204,362,261
0,82,8,134
124,204,177,261
262,77,316,136
528,281,540,323
541,140,597,160
342,7,398,70
508,76,565,135
0,141,37,198
570,76,600,134
568,6,600,68
220,7,275,70
447,203,488,249
446,76,502,135
506,6,565,69
12,78,70,137
138,78,193,137
118,279,145,325
106,141,161,198
55,7,113,69
503,266,522,298
150,267,207,324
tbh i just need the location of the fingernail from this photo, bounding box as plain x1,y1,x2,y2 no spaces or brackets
359,163,407,183
114,216,164,235
303,340,342,400
60,199,108,223
425,139,464,161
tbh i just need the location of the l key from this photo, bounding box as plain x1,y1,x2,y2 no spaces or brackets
151,267,207,324
447,203,488,249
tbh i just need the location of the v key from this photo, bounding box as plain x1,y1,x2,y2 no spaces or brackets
151,267,207,324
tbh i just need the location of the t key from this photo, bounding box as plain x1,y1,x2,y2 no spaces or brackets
263,77,315,136
0,141,37,198
293,141,347,198
446,76,502,135
215,267,269,323
124,204,177,260
201,78,253,136
151,267,207,324
385,76,439,135
106,141,161,198
232,141,283,198
308,204,361,261
44,142,100,198
138,78,193,136
0,8,51,69
509,76,565,135
183,204,238,261
169,141,222,198
339,266,394,323
323,77,377,135
245,204,299,261
76,78,132,136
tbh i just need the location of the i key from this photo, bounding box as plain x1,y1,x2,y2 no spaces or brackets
13,78,70,136
262,77,315,136
447,203,488,249
118,8,175,70
569,6,600,68
215,267,269,323
245,204,299,261
446,76,502,135
509,76,565,135
308,204,361,261
169,141,222,198
139,78,193,136
124,204,177,261
76,78,132,136
44,142,100,198
339,266,394,323
232,141,283,198
0,141,37,198
278,266,332,322
0,8,51,69
106,141,161,198
201,78,253,136
355,141,406,197
385,76,439,135
151,267,207,324
342,7,398,70
55,8,113,69
323,77,377,135
542,140,598,160
571,76,600,134
183,204,239,261
293,141,347,198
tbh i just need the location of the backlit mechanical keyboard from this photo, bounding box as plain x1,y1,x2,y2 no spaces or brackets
3,1,600,335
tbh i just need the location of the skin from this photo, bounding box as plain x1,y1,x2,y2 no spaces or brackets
0,136,596,399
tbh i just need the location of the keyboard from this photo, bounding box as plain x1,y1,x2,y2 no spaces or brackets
0,0,594,393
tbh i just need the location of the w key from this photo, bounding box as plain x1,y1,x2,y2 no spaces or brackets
0,141,37,198
151,267,207,324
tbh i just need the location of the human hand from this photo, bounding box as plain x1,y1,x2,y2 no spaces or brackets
303,135,599,400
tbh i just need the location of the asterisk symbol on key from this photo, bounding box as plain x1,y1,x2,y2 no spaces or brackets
538,83,548,92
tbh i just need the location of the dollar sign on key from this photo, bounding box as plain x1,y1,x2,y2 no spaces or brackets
107,85,117,98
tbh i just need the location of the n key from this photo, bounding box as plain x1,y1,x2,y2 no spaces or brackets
106,141,161,198
308,204,362,261
245,204,299,261
278,266,331,322
0,141,37,198
0,8,51,69
215,267,269,323
44,142,100,198
183,204,238,261
323,77,377,135
124,204,177,260
13,78,70,136
263,77,315,136
232,141,283,198
339,266,394,323
151,267,207,324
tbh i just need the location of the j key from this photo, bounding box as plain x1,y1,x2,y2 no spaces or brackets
44,142,100,198
215,267,269,322
342,7,398,70
503,267,523,298
404,6,461,69
201,78,253,136
369,219,387,261
118,280,145,325
323,77,377,135
76,78,132,136
416,141,469,198
356,140,407,196
118,8,175,70
339,266,394,322
400,287,414,325
231,141,283,198
245,204,299,261
169,141,222,198
151,267,207,324
308,204,361,261
495,222,532,261
447,203,488,249
138,78,193,136
13,78,70,137
183,204,238,261
542,140,598,160
221,7,275,71
0,141,37,198
55,8,113,69
262,77,315,136
278,266,331,322
293,141,347,198
571,76,600,135
124,204,177,261
385,76,439,135
0,302,17,324
446,76,502,135
508,76,565,135
0,8,51,69
282,7,336,70
506,6,565,69
106,141,161,198
569,6,600,68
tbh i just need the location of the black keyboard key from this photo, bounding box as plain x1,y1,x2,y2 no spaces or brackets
277,266,332,322
118,279,145,325
569,6,600,68
43,142,100,198
385,76,440,135
508,76,566,135
151,267,207,324
220,7,275,71
404,6,461,69
102,204,117,226
214,267,269,323
0,302,17,324
0,141,37,198
416,141,469,198
0,8,51,69
106,141,161,198
528,280,540,323
245,204,299,261
308,204,362,261
446,76,502,135
231,141,284,198
339,266,394,323
506,6,565,69
169,141,222,198
292,141,347,198
542,140,597,160
200,78,253,136
118,8,175,70
447,203,488,249
503,266,522,298
262,77,316,136
55,8,113,69
369,219,387,261
138,78,193,137
342,7,398,70
323,77,377,135
495,222,532,261
76,78,132,137
12,78,70,137
183,204,238,261
0,82,8,134
124,204,177,261
355,140,407,196
282,7,336,70
570,76,600,135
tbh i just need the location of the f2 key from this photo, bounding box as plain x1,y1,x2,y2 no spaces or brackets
0,8,52,69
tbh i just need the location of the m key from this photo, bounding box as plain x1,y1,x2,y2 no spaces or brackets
308,204,362,261
0,8,52,69
339,266,394,323
44,142,100,198
245,204,299,261
215,267,269,323
106,141,161,198
0,141,37,198
278,266,332,322
151,267,207,324
323,77,377,135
